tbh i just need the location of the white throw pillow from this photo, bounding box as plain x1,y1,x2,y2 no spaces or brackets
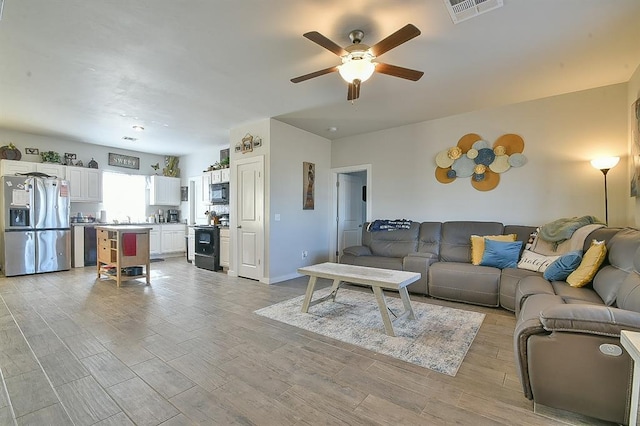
517,250,560,273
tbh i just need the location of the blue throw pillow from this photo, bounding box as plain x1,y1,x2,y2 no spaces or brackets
480,239,523,269
543,250,583,281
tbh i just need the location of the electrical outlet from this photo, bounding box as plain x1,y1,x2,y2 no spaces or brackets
302,250,308,259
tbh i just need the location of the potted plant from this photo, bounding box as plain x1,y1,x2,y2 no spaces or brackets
41,151,61,163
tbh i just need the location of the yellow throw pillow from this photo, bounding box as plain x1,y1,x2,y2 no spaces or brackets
470,234,517,265
566,240,607,288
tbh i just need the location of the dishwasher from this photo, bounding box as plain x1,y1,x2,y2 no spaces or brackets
71,224,97,267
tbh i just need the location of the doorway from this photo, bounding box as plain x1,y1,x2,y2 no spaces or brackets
330,165,371,262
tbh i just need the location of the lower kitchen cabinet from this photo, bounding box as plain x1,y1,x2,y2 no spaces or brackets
160,224,186,254
220,227,230,268
149,227,161,255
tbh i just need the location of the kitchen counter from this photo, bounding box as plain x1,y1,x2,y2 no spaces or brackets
96,225,153,231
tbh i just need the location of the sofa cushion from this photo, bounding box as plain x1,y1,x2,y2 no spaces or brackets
517,250,559,272
440,221,504,263
543,250,582,281
607,228,640,272
342,246,371,256
500,267,541,312
470,234,517,265
566,240,607,287
515,275,555,316
417,222,442,257
480,239,523,269
551,281,603,305
428,261,501,307
616,248,640,312
344,255,403,271
593,265,630,306
367,222,420,257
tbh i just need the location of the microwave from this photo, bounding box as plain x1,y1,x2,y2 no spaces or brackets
209,182,229,204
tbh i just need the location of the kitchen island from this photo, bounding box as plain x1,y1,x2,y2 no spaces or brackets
96,225,151,287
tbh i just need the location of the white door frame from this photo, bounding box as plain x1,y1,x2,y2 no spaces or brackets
329,164,372,262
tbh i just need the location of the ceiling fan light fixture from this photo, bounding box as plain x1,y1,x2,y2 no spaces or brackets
338,57,376,83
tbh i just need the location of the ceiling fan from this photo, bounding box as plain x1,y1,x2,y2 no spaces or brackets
291,24,424,101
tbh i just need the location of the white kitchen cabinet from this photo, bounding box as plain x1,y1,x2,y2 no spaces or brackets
220,227,230,268
150,176,180,206
67,167,102,202
160,224,186,253
149,226,161,255
187,227,195,263
0,160,68,178
36,163,67,178
220,168,230,183
202,172,212,203
1,159,34,175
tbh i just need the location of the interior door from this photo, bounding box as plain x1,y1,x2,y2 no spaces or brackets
337,173,363,261
236,156,264,280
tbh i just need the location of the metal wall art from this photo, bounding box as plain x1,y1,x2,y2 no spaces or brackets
435,133,527,191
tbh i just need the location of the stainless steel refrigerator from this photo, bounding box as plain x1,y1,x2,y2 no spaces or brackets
1,174,71,276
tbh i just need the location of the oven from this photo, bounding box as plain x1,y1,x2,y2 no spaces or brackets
194,225,221,271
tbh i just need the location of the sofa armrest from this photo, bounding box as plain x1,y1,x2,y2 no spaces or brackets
342,246,372,257
540,304,640,337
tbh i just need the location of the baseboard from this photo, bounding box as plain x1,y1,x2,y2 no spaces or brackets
533,403,612,425
262,272,301,285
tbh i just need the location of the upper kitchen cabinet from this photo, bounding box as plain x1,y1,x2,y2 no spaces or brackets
36,163,67,178
0,159,67,178
201,169,229,202
67,167,102,202
220,168,230,183
150,175,180,206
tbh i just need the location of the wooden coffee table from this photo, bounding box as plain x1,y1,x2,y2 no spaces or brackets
297,262,421,337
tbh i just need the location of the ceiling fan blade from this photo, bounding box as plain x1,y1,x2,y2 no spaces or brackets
303,31,346,56
370,24,421,57
347,82,361,101
375,63,424,81
290,66,339,83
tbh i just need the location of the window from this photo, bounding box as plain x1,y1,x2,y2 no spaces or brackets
102,171,146,222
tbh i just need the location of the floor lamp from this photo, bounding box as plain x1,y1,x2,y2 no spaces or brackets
590,156,620,225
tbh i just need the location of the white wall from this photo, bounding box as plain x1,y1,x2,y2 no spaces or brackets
628,64,640,227
331,83,630,227
178,140,229,224
229,118,271,279
228,119,331,283
0,128,169,218
268,119,331,283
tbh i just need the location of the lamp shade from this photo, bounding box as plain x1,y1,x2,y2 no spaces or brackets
590,156,620,171
338,59,376,83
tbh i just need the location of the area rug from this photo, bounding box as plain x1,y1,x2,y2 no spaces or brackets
254,288,485,376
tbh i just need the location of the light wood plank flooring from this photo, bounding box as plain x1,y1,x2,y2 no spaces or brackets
0,258,613,425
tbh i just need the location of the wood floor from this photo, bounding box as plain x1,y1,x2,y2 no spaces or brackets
0,258,611,425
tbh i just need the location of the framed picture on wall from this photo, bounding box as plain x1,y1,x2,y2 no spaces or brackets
303,161,315,210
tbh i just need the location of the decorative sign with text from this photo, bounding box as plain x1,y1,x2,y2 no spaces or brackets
108,152,140,169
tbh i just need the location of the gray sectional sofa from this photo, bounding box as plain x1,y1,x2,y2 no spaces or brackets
340,221,640,424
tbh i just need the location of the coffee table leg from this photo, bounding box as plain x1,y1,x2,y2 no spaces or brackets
399,287,415,320
301,276,317,313
372,286,395,337
328,278,341,301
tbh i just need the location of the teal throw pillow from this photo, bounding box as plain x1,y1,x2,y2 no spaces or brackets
543,250,583,281
480,239,523,269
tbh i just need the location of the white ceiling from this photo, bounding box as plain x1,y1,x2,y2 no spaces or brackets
0,0,639,156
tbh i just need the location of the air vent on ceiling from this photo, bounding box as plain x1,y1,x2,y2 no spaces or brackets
444,0,503,24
